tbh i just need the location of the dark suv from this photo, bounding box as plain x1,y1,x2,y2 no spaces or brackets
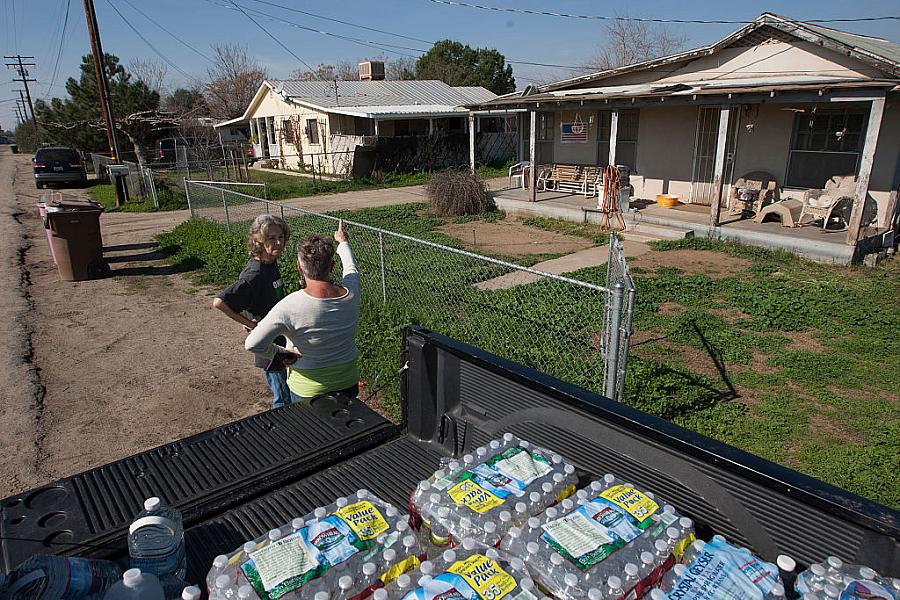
33,147,87,189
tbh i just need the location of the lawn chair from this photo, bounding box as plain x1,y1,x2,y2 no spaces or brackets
508,161,530,189
799,175,857,230
729,171,777,217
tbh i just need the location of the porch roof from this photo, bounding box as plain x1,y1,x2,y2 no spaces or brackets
474,77,898,108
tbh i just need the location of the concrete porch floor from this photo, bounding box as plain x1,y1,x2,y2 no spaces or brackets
491,186,884,264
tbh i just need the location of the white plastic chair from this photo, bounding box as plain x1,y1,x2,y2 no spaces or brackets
508,161,530,189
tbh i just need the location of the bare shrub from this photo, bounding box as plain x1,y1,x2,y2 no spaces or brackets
426,170,496,217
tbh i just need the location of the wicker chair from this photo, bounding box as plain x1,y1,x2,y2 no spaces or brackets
799,175,857,230
729,171,777,217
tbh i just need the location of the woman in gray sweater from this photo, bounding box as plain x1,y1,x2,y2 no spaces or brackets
244,220,361,403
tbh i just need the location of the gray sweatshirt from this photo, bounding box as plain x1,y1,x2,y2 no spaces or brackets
244,242,360,370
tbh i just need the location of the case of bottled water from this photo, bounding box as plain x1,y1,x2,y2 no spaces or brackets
408,434,577,552
794,555,900,599
205,490,424,599
378,537,543,599
504,474,696,599
651,536,783,599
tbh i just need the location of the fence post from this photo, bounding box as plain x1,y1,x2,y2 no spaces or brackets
379,232,387,304
184,178,193,218
222,188,231,233
617,286,636,402
604,283,625,400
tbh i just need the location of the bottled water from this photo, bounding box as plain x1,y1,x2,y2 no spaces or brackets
103,568,165,600
207,554,229,592
128,497,187,579
1,555,122,600
796,555,895,599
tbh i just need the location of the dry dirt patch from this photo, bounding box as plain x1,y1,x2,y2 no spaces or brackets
783,330,825,353
631,249,751,279
437,217,593,257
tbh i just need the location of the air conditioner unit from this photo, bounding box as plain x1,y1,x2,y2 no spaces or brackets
358,61,385,81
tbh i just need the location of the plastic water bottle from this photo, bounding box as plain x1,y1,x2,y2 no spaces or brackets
103,568,165,600
777,554,797,593
207,555,229,592
213,574,237,599
128,497,187,579
2,555,122,599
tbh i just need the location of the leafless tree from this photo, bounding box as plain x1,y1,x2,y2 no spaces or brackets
128,58,169,94
385,56,417,80
205,44,268,120
584,19,689,72
177,117,221,178
335,61,360,81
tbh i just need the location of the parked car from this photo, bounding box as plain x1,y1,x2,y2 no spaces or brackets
0,135,9,144
32,147,87,189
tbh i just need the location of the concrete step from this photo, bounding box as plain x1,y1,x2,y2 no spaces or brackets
618,222,694,244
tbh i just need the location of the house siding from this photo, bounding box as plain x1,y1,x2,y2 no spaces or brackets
632,106,697,201
247,88,333,170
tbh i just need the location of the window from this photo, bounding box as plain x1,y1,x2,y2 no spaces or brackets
306,118,320,145
393,119,429,136
282,120,294,144
614,109,639,170
785,108,866,188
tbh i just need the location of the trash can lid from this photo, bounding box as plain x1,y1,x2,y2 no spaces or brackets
46,196,103,212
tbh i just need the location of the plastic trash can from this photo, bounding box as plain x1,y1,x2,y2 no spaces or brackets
37,195,58,265
44,196,108,281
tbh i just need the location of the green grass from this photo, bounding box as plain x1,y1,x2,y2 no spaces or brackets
519,216,611,245
88,178,188,212
157,209,899,508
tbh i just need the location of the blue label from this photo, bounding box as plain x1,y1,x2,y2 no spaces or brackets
302,515,359,568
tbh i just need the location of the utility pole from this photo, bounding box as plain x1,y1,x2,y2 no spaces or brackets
14,107,23,126
82,0,127,206
4,56,37,125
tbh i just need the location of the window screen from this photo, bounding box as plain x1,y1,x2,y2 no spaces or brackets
786,108,865,188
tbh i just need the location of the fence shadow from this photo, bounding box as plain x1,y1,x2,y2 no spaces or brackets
103,241,159,252
107,257,202,278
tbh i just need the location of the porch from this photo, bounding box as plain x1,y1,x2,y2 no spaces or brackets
491,186,892,264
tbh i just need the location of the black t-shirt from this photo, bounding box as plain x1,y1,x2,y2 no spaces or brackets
218,258,285,321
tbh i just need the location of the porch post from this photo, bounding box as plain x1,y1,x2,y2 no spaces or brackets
847,95,886,245
528,110,538,202
429,118,434,135
709,105,731,227
374,119,380,136
518,113,525,162
468,113,476,175
608,108,619,167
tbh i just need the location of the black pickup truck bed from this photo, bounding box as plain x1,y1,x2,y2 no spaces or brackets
3,327,899,585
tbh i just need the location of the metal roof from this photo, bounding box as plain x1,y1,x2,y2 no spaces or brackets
801,21,900,67
327,104,470,119
269,80,496,110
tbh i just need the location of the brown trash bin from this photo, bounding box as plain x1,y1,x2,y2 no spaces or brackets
44,196,109,281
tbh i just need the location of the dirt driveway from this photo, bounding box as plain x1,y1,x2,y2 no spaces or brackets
0,149,272,498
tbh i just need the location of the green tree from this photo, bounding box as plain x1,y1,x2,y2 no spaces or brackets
415,40,515,95
166,88,208,116
35,53,161,161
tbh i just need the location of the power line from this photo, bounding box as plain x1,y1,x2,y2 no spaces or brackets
119,0,213,62
102,0,196,81
425,0,900,24
46,0,72,94
221,0,318,75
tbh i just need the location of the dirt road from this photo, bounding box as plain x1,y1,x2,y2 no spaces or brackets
0,149,272,498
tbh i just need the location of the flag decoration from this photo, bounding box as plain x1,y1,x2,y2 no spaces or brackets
561,122,588,143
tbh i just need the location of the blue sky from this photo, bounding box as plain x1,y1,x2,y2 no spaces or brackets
2,0,899,130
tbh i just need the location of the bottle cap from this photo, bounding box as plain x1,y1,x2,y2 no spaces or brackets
824,584,840,598
529,492,541,503
314,593,330,600
564,464,575,475
435,469,447,479
811,563,827,576
397,574,412,588
770,583,785,597
527,517,540,529
776,554,796,573
607,575,622,589
520,577,534,590
666,527,679,540
499,510,511,523
679,517,693,530
485,548,499,560
520,440,530,448
590,481,603,492
442,549,457,563
292,517,305,530
460,517,473,528
561,499,574,511
507,526,521,538
418,575,433,587
625,563,639,576
692,540,706,552
213,554,228,569
339,575,353,590
588,589,604,600
641,551,654,565
490,440,500,449
237,586,253,599
430,493,441,504
476,446,487,456
462,537,476,551
526,542,539,554
484,521,497,533
859,566,877,580
564,573,578,586
603,473,615,483
827,556,843,570
182,586,202,600
515,502,527,514
143,497,161,511
550,553,564,566
542,482,553,493
438,507,450,518
503,433,514,442
655,539,668,552
215,574,232,589
373,590,388,600
397,521,410,533
420,560,434,574
545,507,558,520
336,497,348,508
314,507,327,518
357,489,369,498
663,504,676,514
386,505,399,518
243,541,257,555
419,481,431,492
123,569,143,588
551,454,563,464
463,454,474,464
576,489,588,500
268,528,282,542
650,591,666,600
363,562,377,575
674,564,686,576
553,473,565,484
510,557,524,571
403,535,417,548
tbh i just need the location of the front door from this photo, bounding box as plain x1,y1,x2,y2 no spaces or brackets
690,106,740,205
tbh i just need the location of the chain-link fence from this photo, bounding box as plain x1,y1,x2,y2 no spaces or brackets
183,179,635,402
89,154,159,207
